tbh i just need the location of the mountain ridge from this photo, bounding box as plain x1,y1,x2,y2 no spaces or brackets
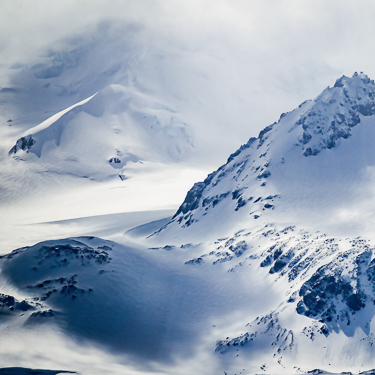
4,73,375,375
8,83,195,181
152,72,375,243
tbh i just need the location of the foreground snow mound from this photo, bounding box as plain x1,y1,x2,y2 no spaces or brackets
0,236,242,368
0,238,113,323
8,84,194,181
154,72,375,241
4,227,375,374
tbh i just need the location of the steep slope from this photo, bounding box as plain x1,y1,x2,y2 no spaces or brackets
154,72,375,243
145,73,375,374
5,74,375,375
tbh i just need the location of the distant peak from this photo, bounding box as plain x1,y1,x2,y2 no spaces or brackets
333,72,374,88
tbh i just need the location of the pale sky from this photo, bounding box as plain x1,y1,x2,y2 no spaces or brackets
1,0,375,162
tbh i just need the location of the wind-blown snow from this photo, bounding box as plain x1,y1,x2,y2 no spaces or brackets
22,93,97,137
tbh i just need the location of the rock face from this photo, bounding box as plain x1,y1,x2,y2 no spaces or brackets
8,135,35,154
207,224,375,373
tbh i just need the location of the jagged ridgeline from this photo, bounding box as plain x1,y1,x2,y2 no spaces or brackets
154,72,375,236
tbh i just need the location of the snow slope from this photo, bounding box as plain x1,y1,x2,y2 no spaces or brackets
154,72,375,243
8,83,195,181
0,235,281,375
5,72,375,375
0,20,238,226
0,19,307,175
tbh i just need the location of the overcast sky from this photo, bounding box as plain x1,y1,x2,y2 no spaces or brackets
2,1,374,73
2,0,375,156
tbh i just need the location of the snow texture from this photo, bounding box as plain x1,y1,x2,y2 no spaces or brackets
6,67,375,375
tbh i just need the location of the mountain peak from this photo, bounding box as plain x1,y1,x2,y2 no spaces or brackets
333,72,374,88
287,71,375,157
154,73,375,241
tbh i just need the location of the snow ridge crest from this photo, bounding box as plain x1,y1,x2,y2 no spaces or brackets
298,72,375,156
162,72,375,232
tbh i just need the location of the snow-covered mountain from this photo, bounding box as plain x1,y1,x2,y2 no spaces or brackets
154,72,375,242
8,84,194,181
0,20,275,177
3,22,197,182
146,72,375,374
0,21,217,229
4,73,375,375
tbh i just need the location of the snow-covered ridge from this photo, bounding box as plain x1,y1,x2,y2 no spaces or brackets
153,72,375,240
296,72,375,156
8,83,195,181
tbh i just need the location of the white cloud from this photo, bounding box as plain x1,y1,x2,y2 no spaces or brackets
2,0,375,159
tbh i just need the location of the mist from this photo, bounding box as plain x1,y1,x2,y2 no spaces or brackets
3,0,375,149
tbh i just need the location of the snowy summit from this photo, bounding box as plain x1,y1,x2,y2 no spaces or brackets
156,72,375,241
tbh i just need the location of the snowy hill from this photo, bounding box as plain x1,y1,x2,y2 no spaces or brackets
4,73,375,375
0,21,213,232
0,20,274,170
0,20,259,215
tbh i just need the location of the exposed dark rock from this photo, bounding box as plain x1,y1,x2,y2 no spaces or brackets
0,293,33,315
173,172,216,218
257,170,271,179
185,257,204,265
296,263,367,323
108,157,121,163
300,131,312,144
226,137,256,163
9,135,35,154
229,241,248,257
303,147,320,157
235,197,247,211
260,248,283,268
346,293,365,311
